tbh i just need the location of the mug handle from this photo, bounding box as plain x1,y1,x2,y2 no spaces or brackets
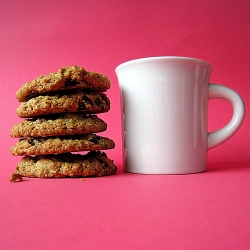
208,84,245,150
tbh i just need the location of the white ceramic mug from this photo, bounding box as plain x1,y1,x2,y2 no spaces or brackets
115,56,245,174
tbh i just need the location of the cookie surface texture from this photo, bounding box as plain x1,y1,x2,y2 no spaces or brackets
11,114,107,138
10,134,115,156
16,66,111,102
16,91,110,118
9,151,117,181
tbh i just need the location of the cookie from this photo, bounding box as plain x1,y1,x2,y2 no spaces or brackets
9,151,117,182
16,91,110,118
10,134,115,156
10,114,107,138
16,65,111,102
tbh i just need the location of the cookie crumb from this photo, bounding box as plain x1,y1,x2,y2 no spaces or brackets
9,174,23,183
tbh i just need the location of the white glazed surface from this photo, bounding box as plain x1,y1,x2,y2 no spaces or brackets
115,57,245,174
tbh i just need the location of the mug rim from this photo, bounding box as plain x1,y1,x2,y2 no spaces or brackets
115,56,211,72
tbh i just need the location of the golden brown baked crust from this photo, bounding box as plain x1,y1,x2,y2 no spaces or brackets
16,91,110,118
10,114,107,138
10,134,115,156
16,66,111,102
9,151,117,182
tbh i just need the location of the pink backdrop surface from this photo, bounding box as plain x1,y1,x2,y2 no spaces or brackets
1,0,249,249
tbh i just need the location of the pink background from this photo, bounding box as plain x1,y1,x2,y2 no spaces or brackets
1,0,249,249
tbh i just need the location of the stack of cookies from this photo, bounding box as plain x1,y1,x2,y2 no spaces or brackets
10,66,117,182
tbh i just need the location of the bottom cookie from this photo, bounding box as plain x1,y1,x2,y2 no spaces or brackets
9,151,117,182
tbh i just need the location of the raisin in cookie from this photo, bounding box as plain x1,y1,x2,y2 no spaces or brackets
16,91,110,118
16,65,111,102
9,151,117,182
11,114,107,138
10,134,115,156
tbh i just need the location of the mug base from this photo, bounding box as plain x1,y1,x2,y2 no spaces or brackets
124,169,206,175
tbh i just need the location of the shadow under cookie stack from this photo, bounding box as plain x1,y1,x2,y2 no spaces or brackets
10,66,117,182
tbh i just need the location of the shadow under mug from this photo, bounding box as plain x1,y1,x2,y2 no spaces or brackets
115,56,245,174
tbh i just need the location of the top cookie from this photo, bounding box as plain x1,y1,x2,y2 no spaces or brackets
16,66,111,102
